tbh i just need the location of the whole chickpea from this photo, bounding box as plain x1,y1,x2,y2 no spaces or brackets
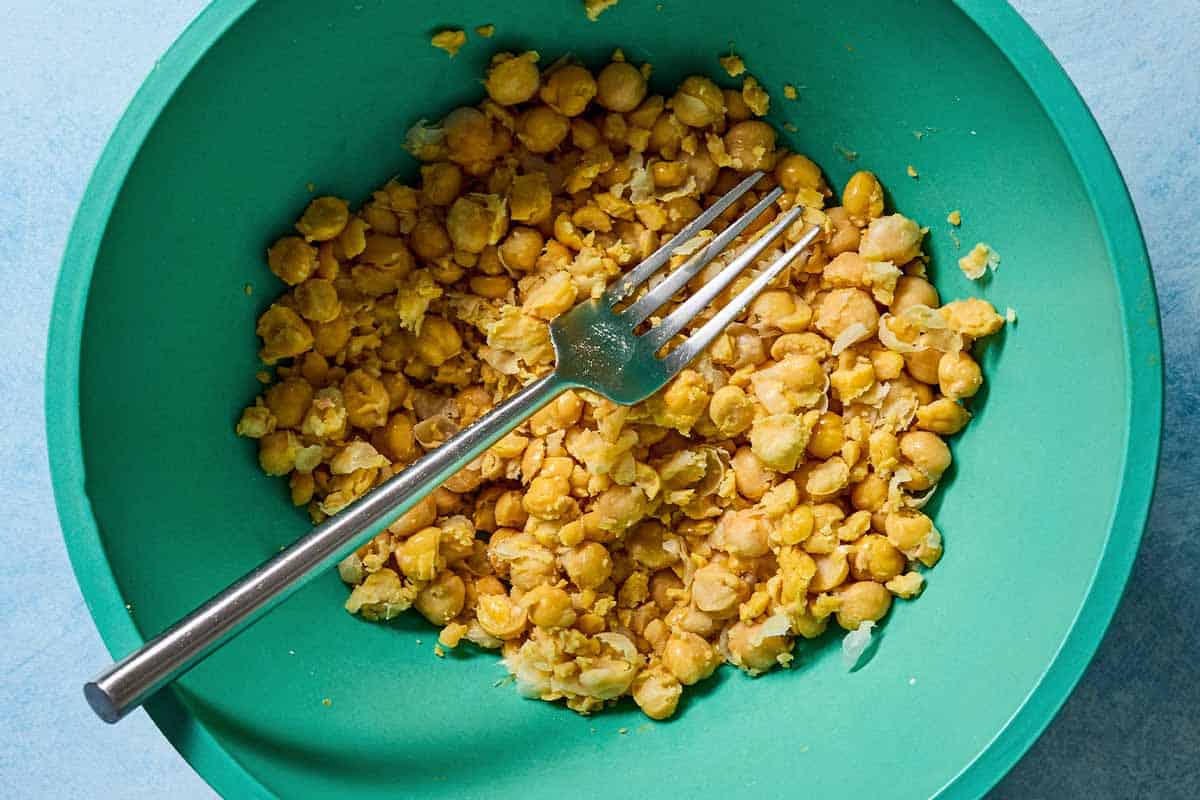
815,287,880,340
835,581,893,630
891,275,940,313
595,61,647,112
774,153,823,192
842,171,884,224
414,570,466,625
562,542,613,590
885,509,933,551
670,75,726,128
267,236,317,286
516,106,570,154
662,631,720,685
420,162,463,207
632,665,683,720
540,65,597,117
938,350,983,399
265,378,314,429
899,430,952,482
726,620,792,673
723,120,776,171
484,51,541,106
690,562,746,617
850,534,906,582
499,226,545,271
521,583,577,629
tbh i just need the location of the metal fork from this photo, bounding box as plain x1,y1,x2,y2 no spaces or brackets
85,170,820,723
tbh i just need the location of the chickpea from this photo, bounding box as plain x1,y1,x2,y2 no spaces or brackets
826,207,861,256
750,414,809,473
775,153,823,192
413,316,462,366
595,61,647,112
540,64,597,116
339,369,389,430
414,570,466,625
899,430,952,482
524,474,576,520
860,213,923,263
562,542,613,590
726,620,792,674
499,226,545,271
516,106,570,153
420,162,463,207
265,379,314,429
293,278,341,324
723,88,752,122
691,562,745,617
258,430,299,476
732,446,773,501
807,456,850,497
885,509,933,551
842,171,885,225
290,470,314,506
749,290,811,333
809,550,849,593
267,236,317,286
891,275,940,313
663,631,719,685
724,120,776,171
447,194,508,254
485,51,540,106
608,524,664,572
807,412,844,460
529,391,583,435
708,385,755,438
468,274,513,299
814,287,879,340
371,412,417,464
443,107,495,166
256,304,314,363
632,665,682,720
850,472,889,512
476,592,529,640
521,584,577,629
579,658,637,699
295,196,349,242
592,486,648,534
650,112,686,157
835,581,893,630
916,397,972,435
410,219,452,261
938,350,983,399
671,75,725,128
720,509,771,559
851,534,905,583
396,526,440,581
869,348,906,381
652,160,688,189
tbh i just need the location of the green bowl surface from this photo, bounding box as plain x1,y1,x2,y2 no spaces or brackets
47,1,1161,798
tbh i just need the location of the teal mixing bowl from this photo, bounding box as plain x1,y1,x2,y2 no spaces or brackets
47,1,1161,797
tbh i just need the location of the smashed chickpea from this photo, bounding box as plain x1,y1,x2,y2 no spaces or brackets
238,48,1005,721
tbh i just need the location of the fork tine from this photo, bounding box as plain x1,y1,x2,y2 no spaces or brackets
661,224,821,374
640,203,806,351
622,186,784,325
601,170,765,306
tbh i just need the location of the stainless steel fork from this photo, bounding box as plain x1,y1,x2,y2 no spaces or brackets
85,169,820,723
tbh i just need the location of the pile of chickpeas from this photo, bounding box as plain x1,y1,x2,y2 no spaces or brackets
237,48,1005,720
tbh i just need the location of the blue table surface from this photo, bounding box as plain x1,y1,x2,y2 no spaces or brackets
2,1,1196,798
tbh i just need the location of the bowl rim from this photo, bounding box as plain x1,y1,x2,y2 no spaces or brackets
45,1,1163,797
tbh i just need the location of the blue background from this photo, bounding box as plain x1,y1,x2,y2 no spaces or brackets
1,1,1196,797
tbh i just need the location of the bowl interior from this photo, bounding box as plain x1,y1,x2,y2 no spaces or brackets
63,0,1152,797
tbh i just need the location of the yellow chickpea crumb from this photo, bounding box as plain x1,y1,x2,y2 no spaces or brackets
241,45,1008,723
430,29,466,58
741,75,770,116
475,24,495,37
906,164,919,179
783,84,798,100
958,242,998,280
719,53,746,77
947,209,962,226
584,0,620,21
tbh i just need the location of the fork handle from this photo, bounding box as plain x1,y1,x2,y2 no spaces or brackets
85,372,569,723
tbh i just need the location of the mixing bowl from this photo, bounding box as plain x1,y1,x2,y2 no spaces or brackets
47,1,1162,797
